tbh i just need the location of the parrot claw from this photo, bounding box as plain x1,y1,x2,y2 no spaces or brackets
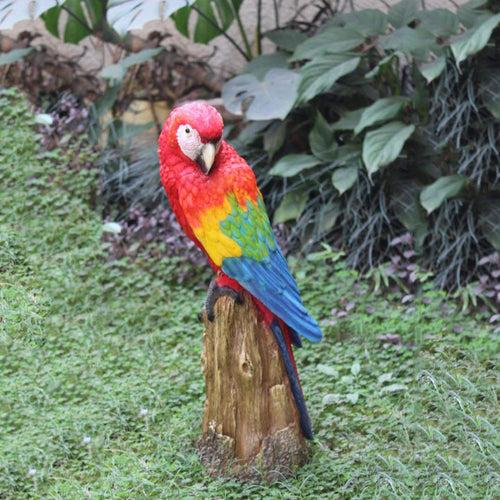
204,282,243,322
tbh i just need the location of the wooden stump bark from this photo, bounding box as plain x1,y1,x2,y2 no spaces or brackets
197,293,309,482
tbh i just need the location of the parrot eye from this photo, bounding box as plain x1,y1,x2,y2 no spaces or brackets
177,123,202,161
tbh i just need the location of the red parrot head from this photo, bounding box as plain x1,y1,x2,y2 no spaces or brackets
158,101,224,175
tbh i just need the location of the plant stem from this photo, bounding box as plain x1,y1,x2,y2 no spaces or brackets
190,5,251,61
272,0,280,29
60,5,93,33
229,2,253,60
146,85,162,134
256,0,262,55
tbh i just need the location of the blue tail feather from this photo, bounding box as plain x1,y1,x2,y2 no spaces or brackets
289,327,302,348
271,321,313,440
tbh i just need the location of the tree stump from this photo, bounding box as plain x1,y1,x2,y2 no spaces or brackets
197,293,309,482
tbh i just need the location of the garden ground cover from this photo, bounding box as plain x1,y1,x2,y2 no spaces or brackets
0,89,498,498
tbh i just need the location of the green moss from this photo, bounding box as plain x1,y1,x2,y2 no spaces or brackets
0,89,497,498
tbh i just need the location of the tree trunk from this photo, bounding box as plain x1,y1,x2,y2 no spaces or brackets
197,293,309,482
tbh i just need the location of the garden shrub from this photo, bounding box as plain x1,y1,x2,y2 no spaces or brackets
223,0,499,294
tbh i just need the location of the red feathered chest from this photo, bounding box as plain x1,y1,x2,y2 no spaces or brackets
158,141,259,262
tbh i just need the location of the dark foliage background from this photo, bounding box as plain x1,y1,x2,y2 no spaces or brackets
222,0,500,306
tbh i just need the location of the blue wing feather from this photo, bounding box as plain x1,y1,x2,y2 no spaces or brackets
218,193,322,343
222,245,322,343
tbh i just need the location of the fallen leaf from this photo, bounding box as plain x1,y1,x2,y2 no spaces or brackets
102,222,122,234
377,372,393,384
317,364,339,377
323,393,342,405
381,383,407,393
345,392,359,404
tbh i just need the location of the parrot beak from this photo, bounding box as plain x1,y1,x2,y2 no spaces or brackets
198,142,216,175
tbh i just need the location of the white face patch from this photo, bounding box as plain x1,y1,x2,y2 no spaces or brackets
176,124,202,161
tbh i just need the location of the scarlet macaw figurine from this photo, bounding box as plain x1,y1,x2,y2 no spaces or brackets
158,102,322,439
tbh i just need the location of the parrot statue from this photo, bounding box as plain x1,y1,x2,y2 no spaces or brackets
158,102,322,439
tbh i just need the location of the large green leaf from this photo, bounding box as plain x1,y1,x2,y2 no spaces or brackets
222,68,300,121
457,0,489,28
269,154,321,177
83,0,104,27
388,0,419,28
107,0,193,34
362,121,415,175
298,55,361,103
380,27,437,53
0,0,57,30
419,175,467,214
309,112,336,161
101,47,164,81
332,164,359,195
330,144,361,166
291,27,364,61
331,108,364,131
170,0,242,44
243,53,288,80
41,0,105,43
273,189,309,224
222,74,271,118
172,5,190,36
63,0,91,43
42,5,60,37
0,48,33,65
365,52,400,79
354,97,408,135
450,13,500,65
418,56,446,83
418,9,459,37
265,29,307,52
336,9,387,37
212,0,240,31
193,0,220,43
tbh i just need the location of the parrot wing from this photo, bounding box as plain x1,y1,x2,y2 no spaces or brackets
191,190,322,343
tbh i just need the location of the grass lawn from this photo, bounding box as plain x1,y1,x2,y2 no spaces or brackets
1,89,498,498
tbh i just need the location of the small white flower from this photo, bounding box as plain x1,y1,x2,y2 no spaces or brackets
82,436,92,445
27,467,36,477
139,408,148,418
